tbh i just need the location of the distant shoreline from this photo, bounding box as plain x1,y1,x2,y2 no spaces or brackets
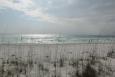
0,42,115,45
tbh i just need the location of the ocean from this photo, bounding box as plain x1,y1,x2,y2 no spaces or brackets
0,34,115,44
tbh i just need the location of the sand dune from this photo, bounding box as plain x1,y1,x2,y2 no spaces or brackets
0,43,115,77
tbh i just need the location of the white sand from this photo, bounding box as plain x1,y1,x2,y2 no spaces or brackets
0,43,115,77
0,43,114,58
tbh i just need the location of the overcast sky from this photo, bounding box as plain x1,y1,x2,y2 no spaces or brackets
0,0,115,35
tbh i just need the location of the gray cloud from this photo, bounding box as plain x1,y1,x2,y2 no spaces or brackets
0,0,115,35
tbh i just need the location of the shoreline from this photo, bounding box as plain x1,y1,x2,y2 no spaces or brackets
0,42,115,45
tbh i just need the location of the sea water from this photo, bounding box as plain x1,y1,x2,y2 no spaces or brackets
0,34,115,44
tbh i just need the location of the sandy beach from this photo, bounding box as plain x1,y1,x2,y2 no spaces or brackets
0,43,115,77
0,43,114,58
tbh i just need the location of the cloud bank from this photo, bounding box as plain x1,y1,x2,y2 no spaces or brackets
0,0,58,23
0,0,115,35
